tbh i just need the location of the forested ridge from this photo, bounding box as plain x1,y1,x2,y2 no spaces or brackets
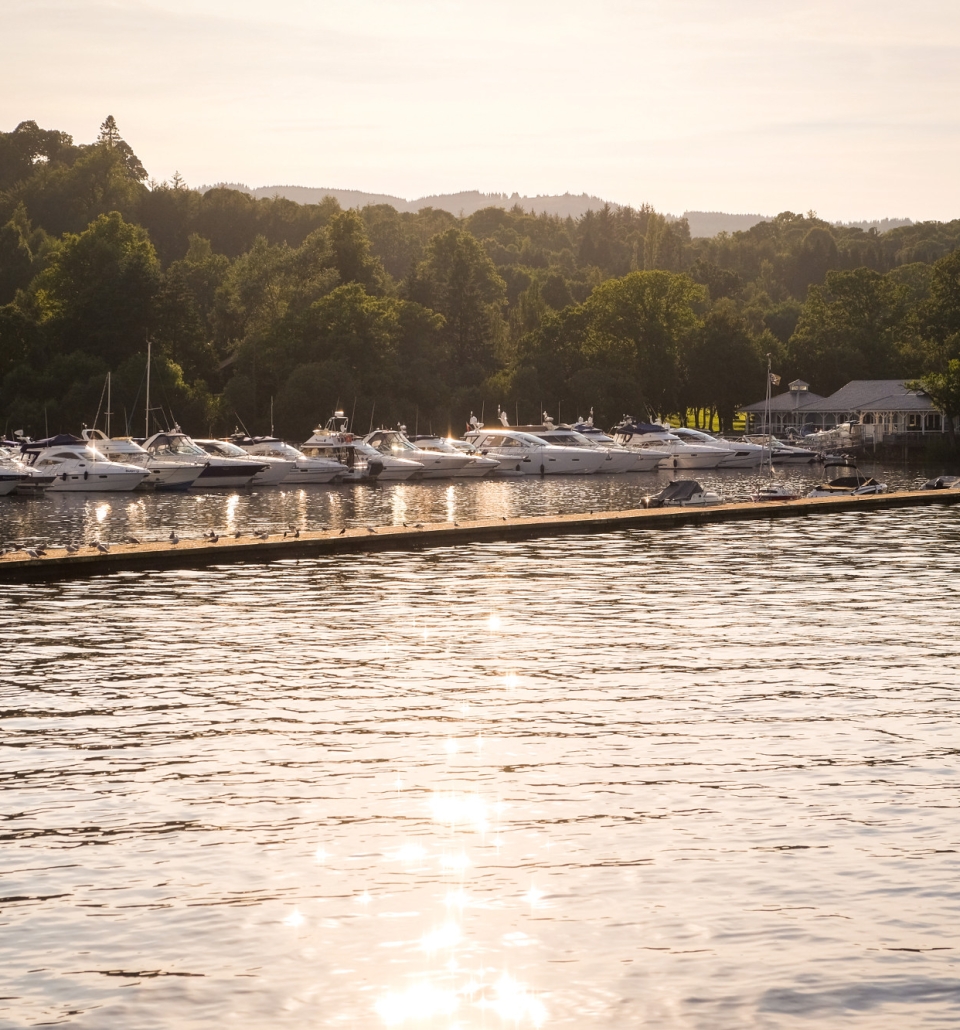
3,117,960,441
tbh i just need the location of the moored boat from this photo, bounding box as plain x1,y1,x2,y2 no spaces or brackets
643,480,722,508
81,429,205,491
19,435,150,492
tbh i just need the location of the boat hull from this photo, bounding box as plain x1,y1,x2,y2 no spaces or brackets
47,470,148,492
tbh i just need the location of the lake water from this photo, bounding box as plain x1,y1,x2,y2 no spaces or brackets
0,459,943,547
2,471,960,1028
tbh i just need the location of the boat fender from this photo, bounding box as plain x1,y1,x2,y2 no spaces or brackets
367,458,384,479
84,470,88,480
540,464,545,475
61,472,68,481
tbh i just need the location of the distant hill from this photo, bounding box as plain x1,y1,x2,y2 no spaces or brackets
200,184,915,237
204,184,618,219
683,211,769,237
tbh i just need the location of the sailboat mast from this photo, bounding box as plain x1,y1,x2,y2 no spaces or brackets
145,339,151,439
763,353,773,471
106,372,112,438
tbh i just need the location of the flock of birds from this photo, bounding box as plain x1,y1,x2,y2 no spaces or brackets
0,519,477,560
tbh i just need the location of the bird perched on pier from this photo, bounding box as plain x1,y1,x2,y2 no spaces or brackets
366,526,378,534
283,527,300,538
65,543,79,554
25,547,40,559
88,541,100,550
338,528,346,536
35,547,47,556
96,542,110,554
253,530,269,540
233,531,241,539
208,533,219,543
125,536,141,545
414,523,423,529
169,531,180,545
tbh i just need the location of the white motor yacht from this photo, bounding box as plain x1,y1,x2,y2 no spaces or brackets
410,436,501,477
0,445,54,495
301,412,400,481
612,419,726,470
743,435,821,465
226,435,345,484
364,429,471,479
352,439,423,481
465,428,606,475
194,438,292,486
143,430,266,489
513,421,644,473
670,427,764,468
82,429,205,491
20,435,150,492
0,466,19,496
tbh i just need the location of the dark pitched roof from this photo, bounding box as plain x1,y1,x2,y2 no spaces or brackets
741,380,935,414
740,391,825,414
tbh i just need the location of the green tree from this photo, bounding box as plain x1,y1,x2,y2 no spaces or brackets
97,115,148,181
909,360,960,442
32,210,160,367
683,301,763,431
789,268,912,393
583,270,705,418
408,228,506,386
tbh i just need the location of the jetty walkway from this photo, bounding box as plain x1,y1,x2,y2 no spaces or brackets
1,489,958,582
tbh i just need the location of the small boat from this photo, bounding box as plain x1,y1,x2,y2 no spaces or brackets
643,480,722,508
752,482,804,502
919,475,960,490
806,466,887,497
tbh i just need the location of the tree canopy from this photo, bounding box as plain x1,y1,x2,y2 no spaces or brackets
1,117,959,439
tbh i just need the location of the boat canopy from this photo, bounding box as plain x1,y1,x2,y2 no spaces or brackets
656,480,704,502
21,433,84,450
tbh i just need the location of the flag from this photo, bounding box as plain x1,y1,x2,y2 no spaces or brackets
769,372,781,386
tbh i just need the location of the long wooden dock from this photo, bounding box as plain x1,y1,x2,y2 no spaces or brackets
1,489,958,582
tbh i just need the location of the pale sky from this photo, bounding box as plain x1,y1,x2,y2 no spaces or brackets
4,0,960,221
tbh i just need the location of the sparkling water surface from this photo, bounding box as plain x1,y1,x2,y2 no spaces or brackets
0,459,941,546
2,473,960,1029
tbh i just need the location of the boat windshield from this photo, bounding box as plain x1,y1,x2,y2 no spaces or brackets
199,440,247,458
149,434,207,456
367,432,418,454
259,443,302,459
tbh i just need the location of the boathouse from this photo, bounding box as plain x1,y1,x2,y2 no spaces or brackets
740,379,954,442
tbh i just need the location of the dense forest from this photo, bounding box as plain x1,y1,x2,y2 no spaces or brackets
2,117,960,441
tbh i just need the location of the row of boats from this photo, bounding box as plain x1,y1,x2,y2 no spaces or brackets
0,411,829,496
